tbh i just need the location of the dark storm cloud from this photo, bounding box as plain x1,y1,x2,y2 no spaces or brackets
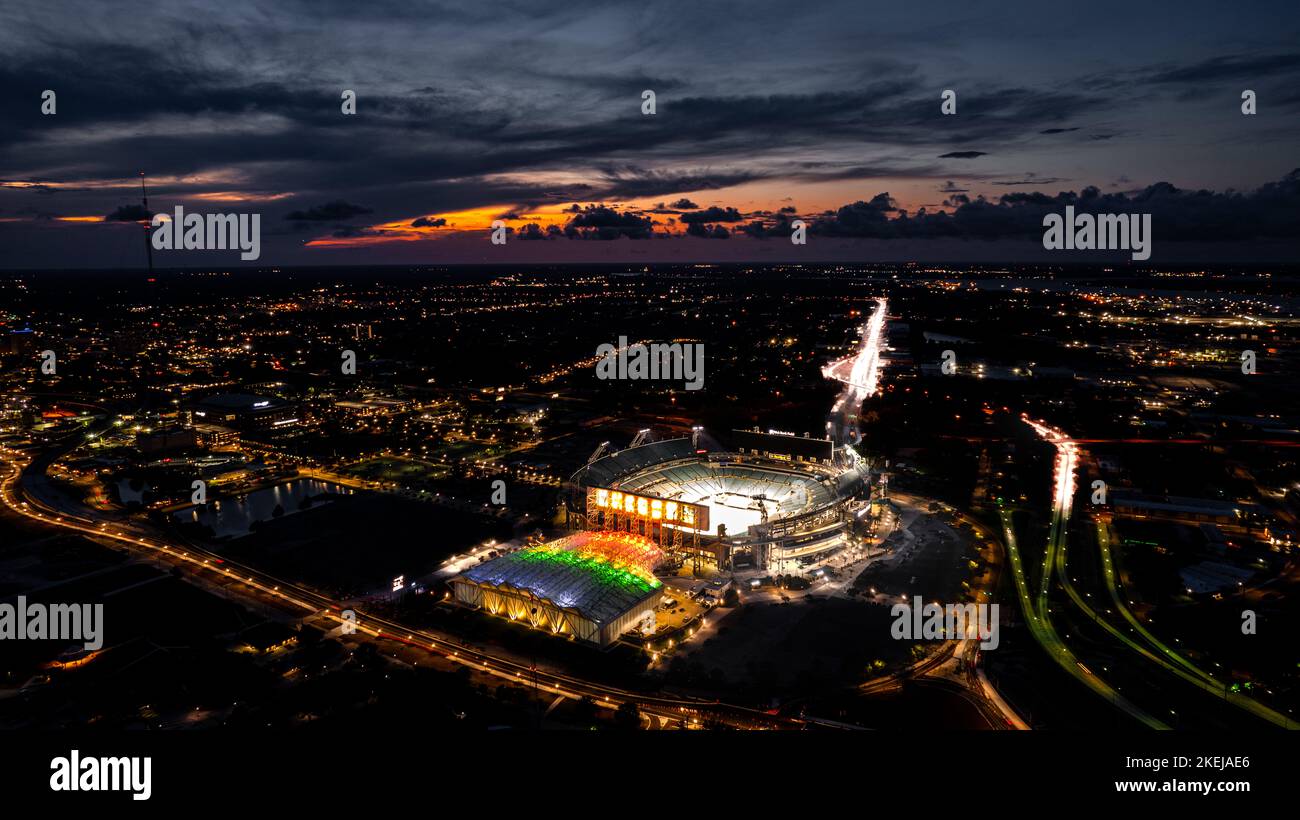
939,151,987,159
411,216,447,228
785,161,948,183
516,222,561,240
1146,53,1300,85
501,81,1106,174
686,222,730,239
564,206,655,240
104,204,152,222
330,226,378,239
1040,127,1079,134
285,201,374,221
740,214,797,238
593,167,767,200
1076,50,1300,111
679,206,745,224
0,30,1109,210
0,5,1150,251
991,177,1065,185
670,198,699,209
529,70,688,97
809,193,900,237
809,169,1300,241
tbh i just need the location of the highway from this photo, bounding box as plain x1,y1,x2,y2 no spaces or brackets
998,502,1169,729
1095,520,1216,685
1001,417,1168,727
825,296,887,446
1021,418,1294,730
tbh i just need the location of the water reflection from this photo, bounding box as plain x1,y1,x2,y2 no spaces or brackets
173,478,352,537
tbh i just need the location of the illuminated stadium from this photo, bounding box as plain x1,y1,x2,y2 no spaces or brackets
452,531,665,648
452,429,869,647
570,429,869,573
615,462,839,536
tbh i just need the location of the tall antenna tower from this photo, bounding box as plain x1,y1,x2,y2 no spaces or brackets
140,171,154,274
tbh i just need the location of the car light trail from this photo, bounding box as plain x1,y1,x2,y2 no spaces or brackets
825,296,887,445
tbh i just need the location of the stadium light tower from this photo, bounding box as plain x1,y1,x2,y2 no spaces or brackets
586,441,611,465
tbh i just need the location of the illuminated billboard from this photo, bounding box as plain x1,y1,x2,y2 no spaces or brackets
586,487,710,532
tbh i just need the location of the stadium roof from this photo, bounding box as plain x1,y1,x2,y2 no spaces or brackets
574,437,696,486
459,532,663,625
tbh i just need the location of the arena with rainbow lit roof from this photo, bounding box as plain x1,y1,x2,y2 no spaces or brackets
451,531,666,647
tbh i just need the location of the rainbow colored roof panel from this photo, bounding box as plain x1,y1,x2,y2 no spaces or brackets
460,531,664,624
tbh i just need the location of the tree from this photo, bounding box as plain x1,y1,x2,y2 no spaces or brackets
574,695,597,727
613,700,642,730
352,642,379,670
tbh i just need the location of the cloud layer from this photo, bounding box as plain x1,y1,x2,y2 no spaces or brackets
0,0,1297,266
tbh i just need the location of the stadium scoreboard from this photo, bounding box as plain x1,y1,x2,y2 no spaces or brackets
586,487,711,532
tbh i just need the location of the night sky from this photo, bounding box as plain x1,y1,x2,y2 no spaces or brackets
1,0,1298,267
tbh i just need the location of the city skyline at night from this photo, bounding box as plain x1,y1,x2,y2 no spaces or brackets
0,1,1295,808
